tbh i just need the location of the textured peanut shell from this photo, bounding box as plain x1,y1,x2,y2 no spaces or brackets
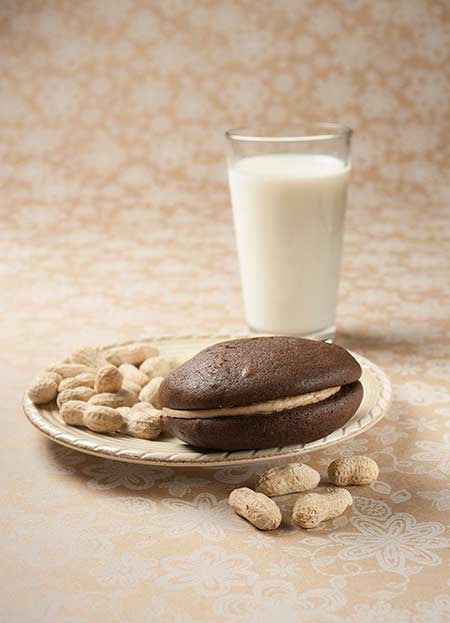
122,379,141,396
120,409,162,439
140,356,180,379
133,401,161,414
106,344,159,367
94,365,123,393
58,372,96,392
48,371,63,385
328,456,379,486
48,363,95,379
256,463,320,497
228,487,282,530
88,389,137,408
60,400,89,425
139,377,164,408
84,406,124,432
292,488,352,529
118,364,149,387
57,386,96,408
29,373,60,405
70,346,108,369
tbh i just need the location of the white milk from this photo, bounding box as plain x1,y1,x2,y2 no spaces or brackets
228,153,350,336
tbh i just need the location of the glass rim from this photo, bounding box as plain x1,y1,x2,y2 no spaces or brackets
225,123,352,143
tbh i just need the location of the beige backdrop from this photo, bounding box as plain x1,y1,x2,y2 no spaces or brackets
1,1,449,622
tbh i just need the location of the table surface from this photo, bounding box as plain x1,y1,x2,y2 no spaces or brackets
1,1,449,621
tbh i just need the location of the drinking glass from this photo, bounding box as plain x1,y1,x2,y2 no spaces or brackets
225,123,352,342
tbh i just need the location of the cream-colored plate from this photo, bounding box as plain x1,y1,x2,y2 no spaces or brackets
23,335,391,467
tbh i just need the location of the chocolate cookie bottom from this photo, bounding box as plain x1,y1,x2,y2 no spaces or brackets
165,381,364,451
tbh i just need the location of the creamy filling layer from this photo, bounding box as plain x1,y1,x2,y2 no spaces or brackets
162,386,341,419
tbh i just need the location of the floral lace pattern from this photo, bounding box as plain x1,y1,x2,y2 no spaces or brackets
1,0,449,621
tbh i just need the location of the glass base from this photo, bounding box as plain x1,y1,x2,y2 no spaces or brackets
246,324,336,343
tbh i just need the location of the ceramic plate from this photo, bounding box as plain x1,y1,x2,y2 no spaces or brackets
23,334,391,467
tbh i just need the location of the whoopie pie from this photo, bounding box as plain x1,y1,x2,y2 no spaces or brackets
159,336,363,451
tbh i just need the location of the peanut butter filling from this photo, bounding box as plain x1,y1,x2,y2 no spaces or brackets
162,386,341,419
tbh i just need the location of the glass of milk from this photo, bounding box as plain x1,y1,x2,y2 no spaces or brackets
226,124,352,341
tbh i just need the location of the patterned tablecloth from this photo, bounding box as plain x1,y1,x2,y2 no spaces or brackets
1,1,449,621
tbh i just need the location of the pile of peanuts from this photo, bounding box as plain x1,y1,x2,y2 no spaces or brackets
229,456,379,530
27,343,183,440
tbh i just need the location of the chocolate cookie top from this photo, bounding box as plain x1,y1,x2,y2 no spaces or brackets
159,336,362,410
